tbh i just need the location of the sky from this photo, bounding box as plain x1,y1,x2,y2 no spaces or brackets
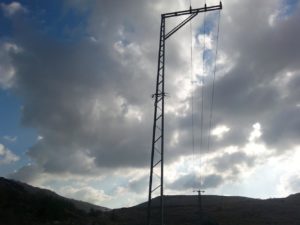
0,0,300,209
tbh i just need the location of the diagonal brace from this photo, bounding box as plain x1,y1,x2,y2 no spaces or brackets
165,13,198,40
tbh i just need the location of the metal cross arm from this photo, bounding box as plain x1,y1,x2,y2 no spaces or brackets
162,2,222,18
193,190,205,194
164,2,222,40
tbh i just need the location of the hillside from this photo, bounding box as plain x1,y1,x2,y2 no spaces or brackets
1,177,300,225
124,194,300,225
0,177,109,225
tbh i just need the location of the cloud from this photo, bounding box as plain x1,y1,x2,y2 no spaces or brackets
0,143,19,164
0,2,27,17
212,151,255,175
8,163,42,183
6,0,166,178
2,0,300,206
202,174,223,189
9,168,150,208
57,185,111,206
279,172,300,196
128,175,148,194
286,175,300,193
0,42,21,89
167,173,223,191
211,124,230,139
3,135,17,142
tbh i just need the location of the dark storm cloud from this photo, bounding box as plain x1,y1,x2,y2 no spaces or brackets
12,35,154,171
164,0,300,156
6,1,155,176
202,174,223,189
212,151,255,174
167,173,223,190
209,0,300,150
7,0,208,178
8,164,41,183
4,0,300,183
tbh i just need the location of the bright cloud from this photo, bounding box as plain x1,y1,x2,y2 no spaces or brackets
0,143,19,165
211,125,230,139
248,123,262,142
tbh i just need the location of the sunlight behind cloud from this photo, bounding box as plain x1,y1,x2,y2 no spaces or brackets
211,125,230,139
248,123,262,142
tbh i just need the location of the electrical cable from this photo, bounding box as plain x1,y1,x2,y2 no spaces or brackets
199,3,207,190
207,10,221,154
188,0,196,191
190,22,196,191
209,9,223,212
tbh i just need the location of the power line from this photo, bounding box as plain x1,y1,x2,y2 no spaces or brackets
199,5,207,189
207,10,222,153
189,14,196,190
